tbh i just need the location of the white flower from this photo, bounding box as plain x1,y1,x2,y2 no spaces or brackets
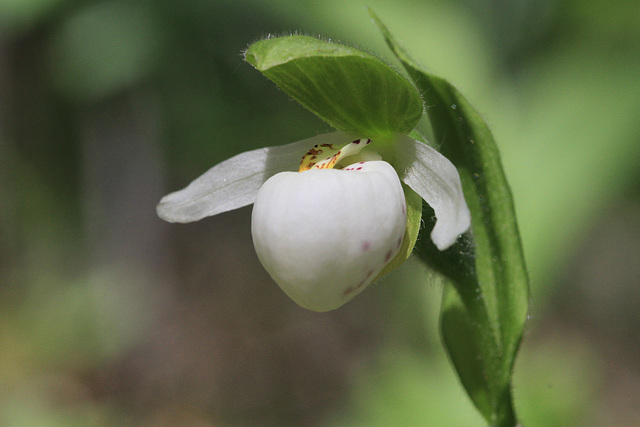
157,131,470,311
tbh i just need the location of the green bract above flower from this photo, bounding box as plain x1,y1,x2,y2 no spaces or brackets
156,36,471,311
245,35,423,136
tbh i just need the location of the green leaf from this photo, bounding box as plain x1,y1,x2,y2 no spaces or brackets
245,35,423,137
372,12,530,427
377,184,422,278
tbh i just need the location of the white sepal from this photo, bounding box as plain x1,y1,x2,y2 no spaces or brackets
157,131,357,223
251,160,406,312
394,134,471,250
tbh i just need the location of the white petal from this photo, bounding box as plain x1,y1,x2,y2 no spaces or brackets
157,131,357,223
394,135,471,250
251,161,406,312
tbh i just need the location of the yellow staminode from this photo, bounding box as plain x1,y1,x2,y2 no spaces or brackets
298,139,371,172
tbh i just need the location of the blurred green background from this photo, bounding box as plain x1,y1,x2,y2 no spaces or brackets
1,0,639,425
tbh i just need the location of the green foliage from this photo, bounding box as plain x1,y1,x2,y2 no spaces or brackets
245,35,423,136
372,11,530,426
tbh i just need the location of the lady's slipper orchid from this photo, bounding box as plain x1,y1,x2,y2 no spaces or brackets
157,131,470,311
157,34,471,311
